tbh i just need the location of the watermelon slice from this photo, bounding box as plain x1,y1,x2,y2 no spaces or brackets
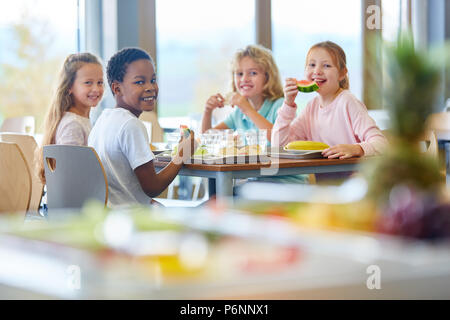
296,80,319,93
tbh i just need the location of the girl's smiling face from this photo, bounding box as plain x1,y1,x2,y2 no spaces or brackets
70,63,104,109
114,59,158,117
233,56,266,100
304,48,346,99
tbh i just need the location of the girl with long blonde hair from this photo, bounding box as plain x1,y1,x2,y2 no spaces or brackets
37,52,104,183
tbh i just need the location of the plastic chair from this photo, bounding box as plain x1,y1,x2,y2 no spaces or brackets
43,145,108,211
427,112,450,131
0,133,44,212
0,142,32,214
139,111,164,142
0,116,35,135
368,109,390,131
422,130,438,159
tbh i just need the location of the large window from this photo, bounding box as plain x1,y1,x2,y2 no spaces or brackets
155,0,255,118
0,0,80,131
382,0,403,43
272,0,362,109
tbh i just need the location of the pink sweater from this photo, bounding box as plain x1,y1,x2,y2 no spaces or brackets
272,90,388,156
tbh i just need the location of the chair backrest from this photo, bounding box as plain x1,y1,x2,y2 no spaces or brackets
139,111,163,142
0,133,44,212
0,142,32,213
368,109,390,131
43,145,108,211
0,116,35,135
141,120,153,142
427,112,450,131
421,130,439,159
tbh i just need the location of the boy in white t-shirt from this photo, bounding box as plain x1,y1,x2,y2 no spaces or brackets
89,48,195,207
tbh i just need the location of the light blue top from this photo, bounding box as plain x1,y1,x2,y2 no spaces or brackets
223,97,284,130
222,96,308,185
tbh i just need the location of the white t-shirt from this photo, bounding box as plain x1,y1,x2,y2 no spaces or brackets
55,111,92,146
88,108,155,207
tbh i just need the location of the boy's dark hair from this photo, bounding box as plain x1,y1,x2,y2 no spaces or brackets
106,47,153,94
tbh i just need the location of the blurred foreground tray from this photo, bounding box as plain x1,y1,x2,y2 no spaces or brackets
0,206,450,299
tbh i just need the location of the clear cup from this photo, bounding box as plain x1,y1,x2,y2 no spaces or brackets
166,131,181,150
200,133,214,155
206,129,223,155
257,129,268,153
234,129,245,148
245,129,257,146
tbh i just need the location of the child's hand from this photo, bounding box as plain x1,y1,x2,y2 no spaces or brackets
205,94,225,113
175,130,198,164
229,93,253,115
284,78,298,107
322,144,364,159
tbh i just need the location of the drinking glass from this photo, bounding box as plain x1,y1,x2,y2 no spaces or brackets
234,129,245,148
166,131,181,150
206,129,222,155
25,125,32,135
245,129,257,146
200,133,214,155
257,129,268,153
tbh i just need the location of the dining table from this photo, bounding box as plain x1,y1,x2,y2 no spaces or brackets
154,156,361,200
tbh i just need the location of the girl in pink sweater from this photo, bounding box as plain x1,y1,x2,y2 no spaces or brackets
272,41,387,159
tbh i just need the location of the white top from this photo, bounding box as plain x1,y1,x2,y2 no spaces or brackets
55,112,92,146
88,108,155,207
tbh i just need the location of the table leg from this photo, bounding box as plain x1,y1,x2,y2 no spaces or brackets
446,142,450,187
208,178,216,197
215,171,233,198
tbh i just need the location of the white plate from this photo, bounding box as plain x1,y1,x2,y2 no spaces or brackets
269,152,324,159
152,149,171,155
282,148,325,155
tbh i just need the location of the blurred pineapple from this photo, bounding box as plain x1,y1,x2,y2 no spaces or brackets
364,33,447,204
362,33,450,241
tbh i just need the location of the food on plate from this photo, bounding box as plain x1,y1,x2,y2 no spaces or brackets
218,145,263,157
218,147,239,157
150,143,157,151
284,140,329,151
296,80,319,93
172,142,209,158
193,146,209,157
237,145,261,156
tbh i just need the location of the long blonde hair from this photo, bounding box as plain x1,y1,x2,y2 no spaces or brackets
37,52,102,183
307,41,350,90
230,44,284,101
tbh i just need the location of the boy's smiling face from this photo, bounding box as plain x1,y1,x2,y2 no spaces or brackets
113,59,158,117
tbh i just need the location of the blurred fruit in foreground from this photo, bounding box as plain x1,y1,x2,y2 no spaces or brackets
377,185,450,240
236,200,378,233
364,32,445,208
363,144,442,205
